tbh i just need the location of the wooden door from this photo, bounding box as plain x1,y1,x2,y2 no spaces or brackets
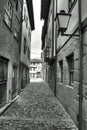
0,57,8,107
12,65,17,99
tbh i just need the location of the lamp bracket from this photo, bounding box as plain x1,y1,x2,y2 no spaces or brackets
61,33,80,37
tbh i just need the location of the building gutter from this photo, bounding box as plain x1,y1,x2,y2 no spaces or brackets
78,0,83,129
52,0,54,58
54,0,57,97
54,43,57,97
20,0,23,57
52,0,56,96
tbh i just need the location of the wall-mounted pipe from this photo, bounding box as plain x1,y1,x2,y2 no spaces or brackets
78,0,83,129
54,0,57,97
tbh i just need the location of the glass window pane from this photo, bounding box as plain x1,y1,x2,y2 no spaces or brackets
0,62,3,80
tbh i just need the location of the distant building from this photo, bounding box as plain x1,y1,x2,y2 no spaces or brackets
30,59,42,79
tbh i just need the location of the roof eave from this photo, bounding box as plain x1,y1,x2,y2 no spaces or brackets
40,0,51,20
26,0,35,30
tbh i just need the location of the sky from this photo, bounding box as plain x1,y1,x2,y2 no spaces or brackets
31,0,44,59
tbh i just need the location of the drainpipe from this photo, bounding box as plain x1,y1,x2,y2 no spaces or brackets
19,0,23,92
78,0,83,129
20,0,23,55
54,0,57,97
52,0,56,96
52,0,54,58
54,36,57,97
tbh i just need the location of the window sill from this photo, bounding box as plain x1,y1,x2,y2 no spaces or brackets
65,85,74,89
58,82,63,85
3,19,12,33
13,35,19,42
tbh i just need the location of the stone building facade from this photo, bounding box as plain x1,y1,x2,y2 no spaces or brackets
19,0,35,89
41,0,56,93
0,0,23,108
41,0,87,129
0,0,34,111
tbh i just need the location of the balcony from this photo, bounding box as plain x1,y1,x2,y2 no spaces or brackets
44,47,55,64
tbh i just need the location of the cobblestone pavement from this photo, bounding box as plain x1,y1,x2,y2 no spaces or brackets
0,82,78,130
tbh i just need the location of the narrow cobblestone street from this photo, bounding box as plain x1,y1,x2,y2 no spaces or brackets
0,82,78,130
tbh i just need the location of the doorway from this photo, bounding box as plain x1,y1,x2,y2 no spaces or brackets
0,57,8,108
12,65,17,99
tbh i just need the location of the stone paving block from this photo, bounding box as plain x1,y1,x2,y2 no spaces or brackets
0,82,78,130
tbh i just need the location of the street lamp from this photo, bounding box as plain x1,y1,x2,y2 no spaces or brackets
56,10,79,36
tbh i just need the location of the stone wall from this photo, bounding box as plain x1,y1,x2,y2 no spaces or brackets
0,0,22,103
56,28,87,129
82,29,87,129
56,36,80,125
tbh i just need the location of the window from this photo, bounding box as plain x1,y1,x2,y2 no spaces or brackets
14,28,19,40
26,16,28,28
16,0,18,11
33,73,35,78
68,0,77,12
23,37,26,54
67,53,74,86
33,68,35,71
27,47,30,60
30,67,32,71
4,0,13,28
59,60,63,83
14,0,18,11
12,65,17,98
28,28,31,41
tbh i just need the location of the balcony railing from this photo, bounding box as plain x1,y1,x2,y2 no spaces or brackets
44,47,55,64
